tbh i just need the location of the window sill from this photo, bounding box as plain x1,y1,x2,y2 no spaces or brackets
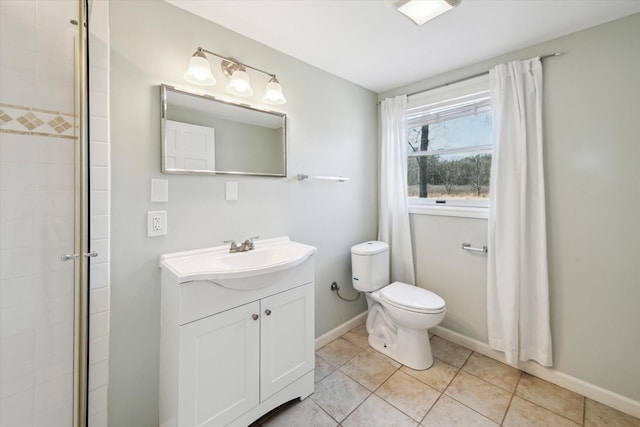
408,204,488,219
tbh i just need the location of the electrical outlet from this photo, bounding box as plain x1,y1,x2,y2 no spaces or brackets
147,211,167,237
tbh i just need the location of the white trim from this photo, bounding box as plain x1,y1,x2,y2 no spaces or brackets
408,74,490,108
431,326,640,419
408,144,492,157
315,311,367,350
408,204,489,219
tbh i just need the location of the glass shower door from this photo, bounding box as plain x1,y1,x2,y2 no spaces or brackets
0,1,86,426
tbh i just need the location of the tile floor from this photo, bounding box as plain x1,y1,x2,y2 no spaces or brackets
250,325,640,427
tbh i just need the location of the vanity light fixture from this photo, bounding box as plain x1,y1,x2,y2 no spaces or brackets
263,77,286,105
184,49,216,86
226,66,254,97
184,47,286,105
394,0,461,25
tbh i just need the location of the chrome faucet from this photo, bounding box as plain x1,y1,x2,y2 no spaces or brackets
224,236,259,253
224,240,242,253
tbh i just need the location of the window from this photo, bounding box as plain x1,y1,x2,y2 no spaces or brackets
406,76,492,212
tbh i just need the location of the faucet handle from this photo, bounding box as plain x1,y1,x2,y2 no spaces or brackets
224,240,243,253
243,236,259,250
224,239,239,248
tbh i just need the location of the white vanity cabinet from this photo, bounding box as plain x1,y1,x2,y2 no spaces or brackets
159,238,316,427
259,284,314,399
178,300,260,427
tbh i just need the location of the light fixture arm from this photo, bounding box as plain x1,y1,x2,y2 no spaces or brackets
196,47,277,80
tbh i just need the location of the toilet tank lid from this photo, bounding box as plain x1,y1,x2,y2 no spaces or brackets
351,241,389,255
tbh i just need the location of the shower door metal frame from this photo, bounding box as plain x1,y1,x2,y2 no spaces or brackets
74,0,90,425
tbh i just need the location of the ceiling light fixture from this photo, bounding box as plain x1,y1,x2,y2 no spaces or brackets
184,47,286,105
394,0,461,25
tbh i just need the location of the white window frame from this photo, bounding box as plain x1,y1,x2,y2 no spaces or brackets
406,75,491,219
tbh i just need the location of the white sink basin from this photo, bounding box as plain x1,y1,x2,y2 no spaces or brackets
159,237,317,290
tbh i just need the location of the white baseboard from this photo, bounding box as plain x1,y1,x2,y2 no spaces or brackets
431,325,640,419
315,311,367,350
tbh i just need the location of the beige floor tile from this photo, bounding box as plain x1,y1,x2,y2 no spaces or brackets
311,370,370,422
445,370,511,423
503,396,580,427
365,346,403,368
341,330,369,349
351,324,368,335
309,333,640,427
316,337,362,367
431,336,472,368
261,398,338,427
584,398,640,427
375,370,440,422
340,349,398,391
315,354,336,383
342,394,418,427
462,352,521,392
422,395,498,427
401,358,459,392
341,325,369,349
516,373,584,424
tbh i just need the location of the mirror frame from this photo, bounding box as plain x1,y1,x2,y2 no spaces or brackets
160,84,287,177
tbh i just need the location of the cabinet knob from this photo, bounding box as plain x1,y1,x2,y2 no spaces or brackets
252,314,259,320
265,309,272,316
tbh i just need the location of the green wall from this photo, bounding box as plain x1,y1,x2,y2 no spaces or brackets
381,13,640,403
109,1,376,425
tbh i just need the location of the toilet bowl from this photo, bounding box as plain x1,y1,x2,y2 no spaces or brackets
351,241,446,370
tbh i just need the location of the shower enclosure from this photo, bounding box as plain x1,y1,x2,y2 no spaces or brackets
0,0,108,425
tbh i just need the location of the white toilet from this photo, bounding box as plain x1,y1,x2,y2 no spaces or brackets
351,241,446,370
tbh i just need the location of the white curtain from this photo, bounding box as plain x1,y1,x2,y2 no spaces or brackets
487,58,553,366
379,95,415,285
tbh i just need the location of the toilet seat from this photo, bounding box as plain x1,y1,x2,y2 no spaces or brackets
379,282,445,314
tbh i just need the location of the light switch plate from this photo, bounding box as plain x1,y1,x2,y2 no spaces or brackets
151,179,169,202
147,211,167,237
226,181,238,201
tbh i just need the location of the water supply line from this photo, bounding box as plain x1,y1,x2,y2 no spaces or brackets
330,281,360,302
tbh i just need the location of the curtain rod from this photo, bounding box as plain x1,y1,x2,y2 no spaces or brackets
380,52,564,103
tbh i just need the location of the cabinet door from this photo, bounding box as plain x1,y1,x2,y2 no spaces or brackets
260,284,314,400
179,301,260,427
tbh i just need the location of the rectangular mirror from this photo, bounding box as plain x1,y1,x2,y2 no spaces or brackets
160,84,287,176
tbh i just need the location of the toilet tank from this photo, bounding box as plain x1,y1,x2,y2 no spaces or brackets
351,241,389,292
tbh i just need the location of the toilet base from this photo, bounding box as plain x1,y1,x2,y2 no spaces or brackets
368,327,434,370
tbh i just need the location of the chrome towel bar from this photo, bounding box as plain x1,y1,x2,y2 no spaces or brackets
462,243,488,254
297,173,349,182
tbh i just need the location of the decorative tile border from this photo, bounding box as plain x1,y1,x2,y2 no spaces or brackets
0,103,77,140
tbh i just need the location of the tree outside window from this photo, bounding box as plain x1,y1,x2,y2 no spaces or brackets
407,100,492,205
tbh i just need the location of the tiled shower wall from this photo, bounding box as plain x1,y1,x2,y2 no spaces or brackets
0,0,110,425
88,1,110,426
